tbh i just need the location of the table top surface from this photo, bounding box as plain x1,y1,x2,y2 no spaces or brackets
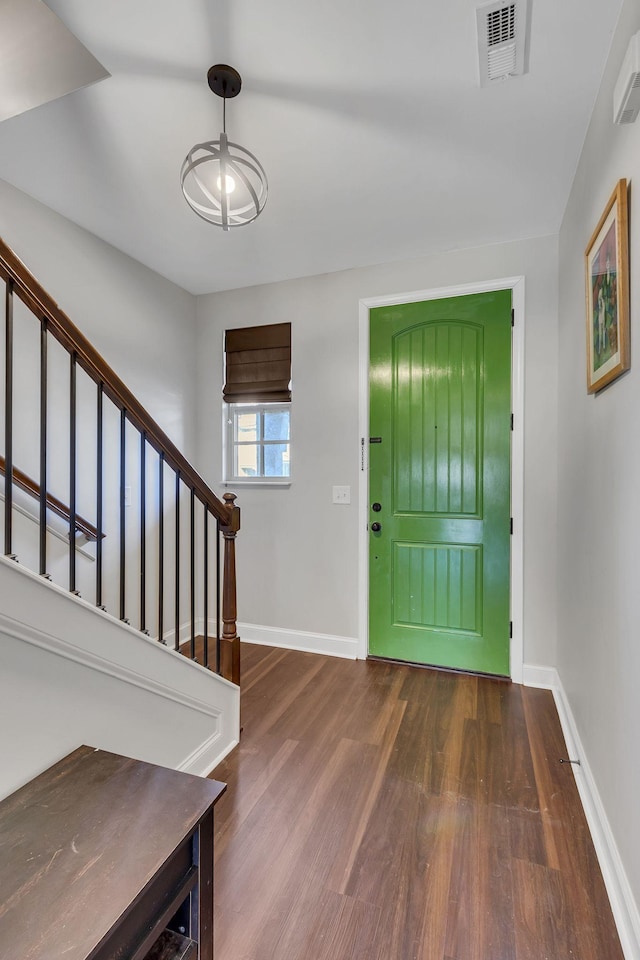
0,745,225,960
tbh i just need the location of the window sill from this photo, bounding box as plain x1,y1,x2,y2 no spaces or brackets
221,479,292,488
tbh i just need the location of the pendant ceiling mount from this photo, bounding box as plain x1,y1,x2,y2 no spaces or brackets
207,64,241,99
181,63,268,231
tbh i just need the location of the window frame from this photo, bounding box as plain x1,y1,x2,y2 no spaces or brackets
222,401,292,486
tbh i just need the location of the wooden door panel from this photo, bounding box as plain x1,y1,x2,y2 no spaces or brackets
393,322,483,517
393,541,482,633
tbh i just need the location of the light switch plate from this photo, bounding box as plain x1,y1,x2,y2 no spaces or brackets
332,485,351,504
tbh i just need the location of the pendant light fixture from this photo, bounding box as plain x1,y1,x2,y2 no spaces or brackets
181,64,268,230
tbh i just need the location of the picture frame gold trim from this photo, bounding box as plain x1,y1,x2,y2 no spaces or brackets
585,179,630,394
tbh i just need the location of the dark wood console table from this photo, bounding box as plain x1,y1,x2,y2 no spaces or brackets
0,745,226,960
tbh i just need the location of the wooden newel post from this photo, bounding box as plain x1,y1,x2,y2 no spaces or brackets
220,492,241,685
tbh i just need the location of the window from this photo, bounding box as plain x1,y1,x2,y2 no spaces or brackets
225,403,291,481
223,323,292,484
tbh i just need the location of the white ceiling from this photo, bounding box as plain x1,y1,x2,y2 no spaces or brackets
0,0,109,122
0,0,624,295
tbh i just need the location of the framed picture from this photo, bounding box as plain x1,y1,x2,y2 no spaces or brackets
585,179,630,394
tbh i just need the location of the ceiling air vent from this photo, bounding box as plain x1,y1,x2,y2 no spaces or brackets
476,0,530,88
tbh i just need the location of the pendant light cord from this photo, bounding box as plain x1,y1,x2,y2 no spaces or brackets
223,86,227,134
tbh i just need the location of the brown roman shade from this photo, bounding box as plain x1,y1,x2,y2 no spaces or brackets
224,322,291,403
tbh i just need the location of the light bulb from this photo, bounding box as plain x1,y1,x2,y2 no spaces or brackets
216,174,236,195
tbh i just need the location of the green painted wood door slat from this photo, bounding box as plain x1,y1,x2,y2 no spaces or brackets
369,290,512,676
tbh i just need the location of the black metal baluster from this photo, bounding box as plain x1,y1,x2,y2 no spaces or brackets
174,471,180,651
39,317,47,576
216,518,221,674
203,505,209,669
4,280,13,557
69,353,77,593
140,431,146,633
120,408,126,621
158,451,164,643
190,488,195,661
96,383,104,608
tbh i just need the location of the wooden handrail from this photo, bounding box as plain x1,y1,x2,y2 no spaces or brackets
0,236,241,684
0,455,100,542
0,237,234,529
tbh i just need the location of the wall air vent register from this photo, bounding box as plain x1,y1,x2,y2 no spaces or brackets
613,31,640,125
476,0,530,87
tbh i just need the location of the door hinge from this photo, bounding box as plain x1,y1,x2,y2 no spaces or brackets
511,308,515,327
510,517,513,535
510,412,514,431
509,621,513,639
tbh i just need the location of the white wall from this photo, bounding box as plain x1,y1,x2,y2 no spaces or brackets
557,0,640,936
0,179,201,636
0,178,198,457
195,234,559,669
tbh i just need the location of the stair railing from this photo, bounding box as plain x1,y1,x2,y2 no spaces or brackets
0,237,240,684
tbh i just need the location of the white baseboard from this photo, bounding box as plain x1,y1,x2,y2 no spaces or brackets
161,620,196,647
178,731,239,778
524,663,640,960
161,618,220,649
521,662,557,689
238,621,359,660
165,619,360,662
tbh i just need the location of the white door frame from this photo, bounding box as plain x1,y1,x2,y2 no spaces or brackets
358,276,525,683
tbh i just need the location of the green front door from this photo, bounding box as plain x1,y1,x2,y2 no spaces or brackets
368,291,512,676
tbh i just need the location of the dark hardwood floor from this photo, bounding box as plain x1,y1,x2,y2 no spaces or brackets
210,644,623,960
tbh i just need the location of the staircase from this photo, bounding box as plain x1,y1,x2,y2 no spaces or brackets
0,237,241,800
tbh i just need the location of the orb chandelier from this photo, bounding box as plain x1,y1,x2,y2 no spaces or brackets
181,64,268,231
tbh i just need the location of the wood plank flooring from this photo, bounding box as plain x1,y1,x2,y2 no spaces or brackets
210,644,623,960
